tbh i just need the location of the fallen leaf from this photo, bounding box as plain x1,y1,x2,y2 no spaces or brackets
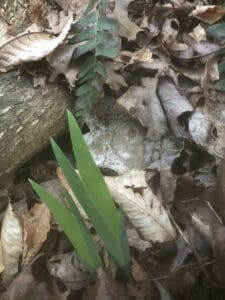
104,61,127,92
23,203,51,265
113,0,143,41
105,170,176,243
0,15,14,47
126,228,151,252
117,77,168,140
189,24,207,42
1,255,66,300
47,43,78,87
1,202,23,284
54,0,88,15
0,16,72,69
33,74,48,95
47,10,72,35
157,77,193,137
81,268,128,300
190,5,225,25
47,252,90,291
28,0,43,24
121,48,153,65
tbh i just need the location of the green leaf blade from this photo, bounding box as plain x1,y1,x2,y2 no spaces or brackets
29,180,102,274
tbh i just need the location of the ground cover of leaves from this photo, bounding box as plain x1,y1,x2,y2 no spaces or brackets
1,0,225,299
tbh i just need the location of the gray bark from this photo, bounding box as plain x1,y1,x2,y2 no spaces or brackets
0,71,72,185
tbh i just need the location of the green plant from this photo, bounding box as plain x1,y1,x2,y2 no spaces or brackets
69,0,121,124
207,22,225,90
29,111,131,277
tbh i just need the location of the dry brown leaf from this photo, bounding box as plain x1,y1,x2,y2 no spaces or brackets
121,48,153,65
117,77,168,140
0,241,4,273
0,16,72,70
189,24,207,42
1,202,23,284
23,203,51,265
47,252,90,291
0,16,12,47
157,77,193,137
33,74,48,95
46,44,78,88
113,0,143,41
28,0,43,24
162,18,188,52
47,10,73,35
104,170,176,243
54,0,88,15
104,61,127,92
190,5,225,24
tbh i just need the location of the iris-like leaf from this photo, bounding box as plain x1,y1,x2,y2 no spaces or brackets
29,180,102,275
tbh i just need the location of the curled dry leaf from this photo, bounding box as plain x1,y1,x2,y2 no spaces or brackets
113,0,143,41
104,61,127,92
0,15,73,70
117,77,168,140
46,44,78,88
23,203,51,265
189,24,207,42
190,5,225,25
1,202,23,284
157,77,193,137
0,16,14,47
121,48,153,65
47,252,90,291
104,170,176,243
54,0,88,15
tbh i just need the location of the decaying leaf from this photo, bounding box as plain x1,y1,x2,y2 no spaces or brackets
1,202,23,284
189,24,207,42
28,0,43,24
23,203,51,265
0,15,14,47
104,61,127,92
0,16,72,69
157,77,193,137
104,170,176,243
1,255,67,300
47,10,73,35
46,44,79,87
113,0,143,41
121,48,153,65
117,77,168,140
47,252,90,291
190,5,225,24
54,0,88,15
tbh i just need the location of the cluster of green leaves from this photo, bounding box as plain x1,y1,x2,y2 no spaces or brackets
69,0,121,124
207,22,225,90
30,111,131,277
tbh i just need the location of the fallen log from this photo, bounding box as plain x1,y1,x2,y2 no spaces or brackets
0,71,72,186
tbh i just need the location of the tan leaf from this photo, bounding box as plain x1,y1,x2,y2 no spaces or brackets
23,203,51,265
54,0,89,15
28,0,43,24
104,170,176,242
1,202,23,283
113,0,143,41
0,241,4,273
189,24,207,42
104,61,127,92
0,15,14,47
47,44,79,88
56,167,88,220
190,5,225,24
121,48,153,65
0,15,72,69
47,10,73,34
